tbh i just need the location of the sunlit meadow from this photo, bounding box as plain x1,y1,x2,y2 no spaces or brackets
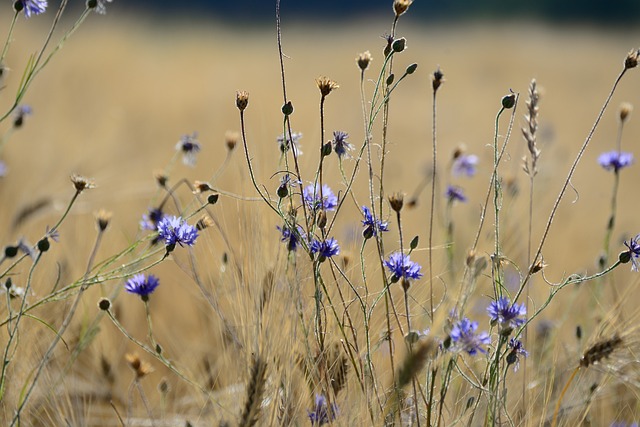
1,1,640,426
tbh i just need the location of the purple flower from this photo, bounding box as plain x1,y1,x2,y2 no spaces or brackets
310,238,340,261
506,338,528,372
277,224,305,252
125,273,160,298
303,184,338,211
361,206,389,239
384,252,422,282
176,132,201,167
450,318,491,355
487,296,526,329
140,207,165,231
157,215,198,248
277,131,303,156
598,151,634,172
624,234,640,271
0,161,7,178
20,0,47,18
94,0,113,14
308,394,338,426
452,154,478,177
332,131,352,158
445,185,467,203
13,105,32,128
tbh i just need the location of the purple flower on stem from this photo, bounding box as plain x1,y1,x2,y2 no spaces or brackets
13,105,32,128
277,224,305,252
125,273,160,299
598,151,634,172
384,252,422,283
19,1,47,18
623,234,640,271
452,154,478,177
277,131,303,156
450,318,491,355
310,238,340,262
445,185,467,203
487,296,526,329
332,131,352,158
506,338,528,372
140,207,165,231
308,394,338,426
175,132,201,167
303,184,338,211
361,206,389,239
157,215,198,249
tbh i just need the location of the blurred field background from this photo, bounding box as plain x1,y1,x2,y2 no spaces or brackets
2,3,640,425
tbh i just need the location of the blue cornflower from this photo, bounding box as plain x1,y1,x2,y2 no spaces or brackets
157,215,198,248
361,206,389,239
303,184,338,211
277,131,303,156
450,318,491,355
176,132,201,167
13,105,32,128
598,151,634,172
332,131,352,158
277,224,305,252
140,207,165,231
308,394,338,426
19,0,47,18
384,252,422,283
610,423,639,427
93,0,113,14
452,154,478,177
506,338,528,372
487,296,527,329
624,234,640,271
310,238,340,262
125,274,160,298
445,185,467,203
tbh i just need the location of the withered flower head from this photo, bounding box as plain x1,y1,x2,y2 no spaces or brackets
389,192,404,212
193,180,212,194
70,174,95,193
316,77,339,97
196,215,214,231
624,49,639,70
225,131,239,151
394,0,413,16
95,209,112,231
356,51,372,71
236,90,249,111
619,102,633,123
153,170,169,188
432,66,445,92
125,353,153,379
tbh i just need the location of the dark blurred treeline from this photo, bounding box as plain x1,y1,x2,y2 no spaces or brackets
119,0,639,25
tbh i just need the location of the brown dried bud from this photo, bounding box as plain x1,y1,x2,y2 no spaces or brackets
432,66,444,92
196,215,214,231
153,170,168,188
356,51,372,71
193,180,212,193
125,353,153,379
529,259,547,275
452,144,466,160
317,210,327,229
236,90,249,111
70,174,95,193
95,209,112,231
466,250,476,267
316,76,339,97
97,298,111,311
389,192,404,212
619,102,633,122
394,0,413,16
624,49,639,70
225,131,239,151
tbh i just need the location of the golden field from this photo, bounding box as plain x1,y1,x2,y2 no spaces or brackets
1,9,640,426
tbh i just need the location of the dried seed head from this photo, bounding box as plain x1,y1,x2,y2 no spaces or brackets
193,180,212,193
98,297,111,311
95,209,112,231
394,0,413,16
125,353,153,379
153,170,168,188
389,192,404,212
356,51,372,71
158,377,170,395
624,49,639,70
225,131,239,151
452,144,466,160
432,66,444,92
529,259,547,275
316,76,339,97
196,215,214,231
236,91,249,111
501,92,516,109
317,210,327,229
70,174,95,193
619,102,633,123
